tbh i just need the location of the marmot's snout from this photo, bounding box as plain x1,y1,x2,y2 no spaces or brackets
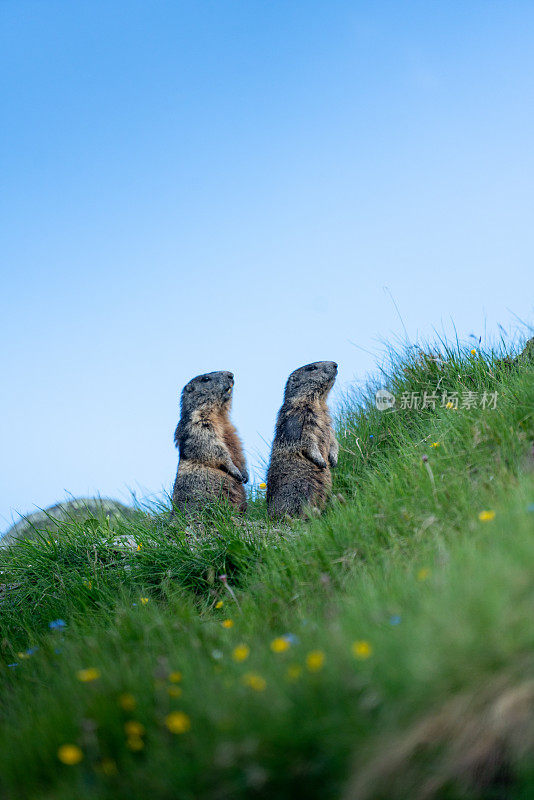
316,361,337,383
221,371,234,396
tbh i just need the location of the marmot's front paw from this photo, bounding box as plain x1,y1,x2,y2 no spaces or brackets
328,453,338,468
240,469,249,484
230,467,247,484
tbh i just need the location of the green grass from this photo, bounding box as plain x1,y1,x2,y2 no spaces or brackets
1,341,533,800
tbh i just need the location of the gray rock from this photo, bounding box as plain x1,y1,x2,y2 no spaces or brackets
0,497,134,548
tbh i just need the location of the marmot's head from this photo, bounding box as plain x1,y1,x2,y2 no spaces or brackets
283,361,338,402
181,371,234,413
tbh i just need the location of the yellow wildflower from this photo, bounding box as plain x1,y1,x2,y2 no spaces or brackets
99,758,118,776
306,650,325,672
124,720,145,737
168,671,182,683
215,600,224,609
140,597,149,605
242,672,267,691
126,736,144,751
82,579,92,589
165,711,191,734
77,667,100,682
352,640,373,660
270,637,290,653
258,483,267,490
417,567,430,581
232,644,250,662
168,686,182,698
118,693,136,711
430,442,440,448
286,664,302,681
17,651,30,660
57,744,83,765
470,349,477,355
136,543,142,551
445,401,455,410
221,619,234,629
478,510,496,522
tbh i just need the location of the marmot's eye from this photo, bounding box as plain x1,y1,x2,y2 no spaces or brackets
307,365,318,371
201,376,211,383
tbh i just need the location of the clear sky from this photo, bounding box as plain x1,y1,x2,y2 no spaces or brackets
1,0,533,530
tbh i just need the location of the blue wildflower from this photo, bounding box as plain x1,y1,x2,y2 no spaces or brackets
26,647,38,656
49,619,67,630
282,633,299,644
527,503,534,513
8,663,18,668
389,615,401,625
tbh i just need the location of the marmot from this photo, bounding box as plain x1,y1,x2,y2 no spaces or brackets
171,371,248,514
266,361,338,517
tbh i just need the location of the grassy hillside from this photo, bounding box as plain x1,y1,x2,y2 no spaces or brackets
1,342,533,800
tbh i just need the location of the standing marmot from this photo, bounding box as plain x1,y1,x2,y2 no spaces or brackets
171,371,248,514
266,361,338,517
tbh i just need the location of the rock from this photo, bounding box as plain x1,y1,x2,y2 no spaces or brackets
0,497,134,548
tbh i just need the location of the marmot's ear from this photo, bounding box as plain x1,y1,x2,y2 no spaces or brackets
184,383,194,393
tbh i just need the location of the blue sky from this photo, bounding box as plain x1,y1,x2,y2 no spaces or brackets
1,0,533,529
